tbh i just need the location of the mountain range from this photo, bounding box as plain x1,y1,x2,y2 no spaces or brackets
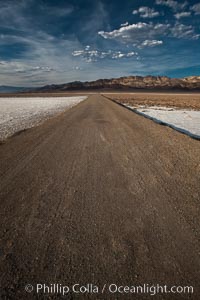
0,86,33,93
38,76,200,92
1,75,200,93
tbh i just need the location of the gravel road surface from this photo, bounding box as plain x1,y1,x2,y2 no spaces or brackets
0,95,200,299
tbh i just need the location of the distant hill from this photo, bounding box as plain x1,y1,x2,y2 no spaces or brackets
2,76,200,94
0,86,33,93
37,76,200,92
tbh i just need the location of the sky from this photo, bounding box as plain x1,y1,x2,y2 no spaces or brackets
0,0,200,87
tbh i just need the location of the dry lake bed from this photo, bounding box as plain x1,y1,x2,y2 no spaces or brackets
0,96,87,141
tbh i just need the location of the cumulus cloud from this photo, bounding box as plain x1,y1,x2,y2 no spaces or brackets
171,23,200,39
111,52,125,59
121,21,129,27
72,50,101,62
126,51,136,57
140,40,163,48
133,7,160,18
174,11,191,19
156,0,188,11
111,51,137,59
31,66,54,72
72,48,138,62
98,20,199,47
98,22,169,47
72,50,85,57
190,3,200,15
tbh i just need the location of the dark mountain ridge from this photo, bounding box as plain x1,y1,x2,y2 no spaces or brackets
37,75,200,92
0,86,33,93
2,75,200,94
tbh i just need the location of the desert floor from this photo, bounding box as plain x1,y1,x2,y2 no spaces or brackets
0,94,200,299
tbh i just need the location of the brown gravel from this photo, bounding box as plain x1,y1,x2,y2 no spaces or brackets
0,94,200,299
104,93,200,110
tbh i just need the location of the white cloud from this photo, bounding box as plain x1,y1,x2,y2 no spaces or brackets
171,23,200,39
156,0,188,11
190,3,200,15
98,22,169,47
33,66,54,72
98,20,199,47
121,22,129,27
126,51,137,57
72,48,138,62
174,11,191,19
133,7,160,18
111,52,125,59
71,50,84,56
140,39,163,48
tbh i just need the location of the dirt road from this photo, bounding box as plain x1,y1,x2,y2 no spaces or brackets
0,95,200,299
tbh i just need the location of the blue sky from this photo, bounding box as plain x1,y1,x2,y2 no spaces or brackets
0,0,200,86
